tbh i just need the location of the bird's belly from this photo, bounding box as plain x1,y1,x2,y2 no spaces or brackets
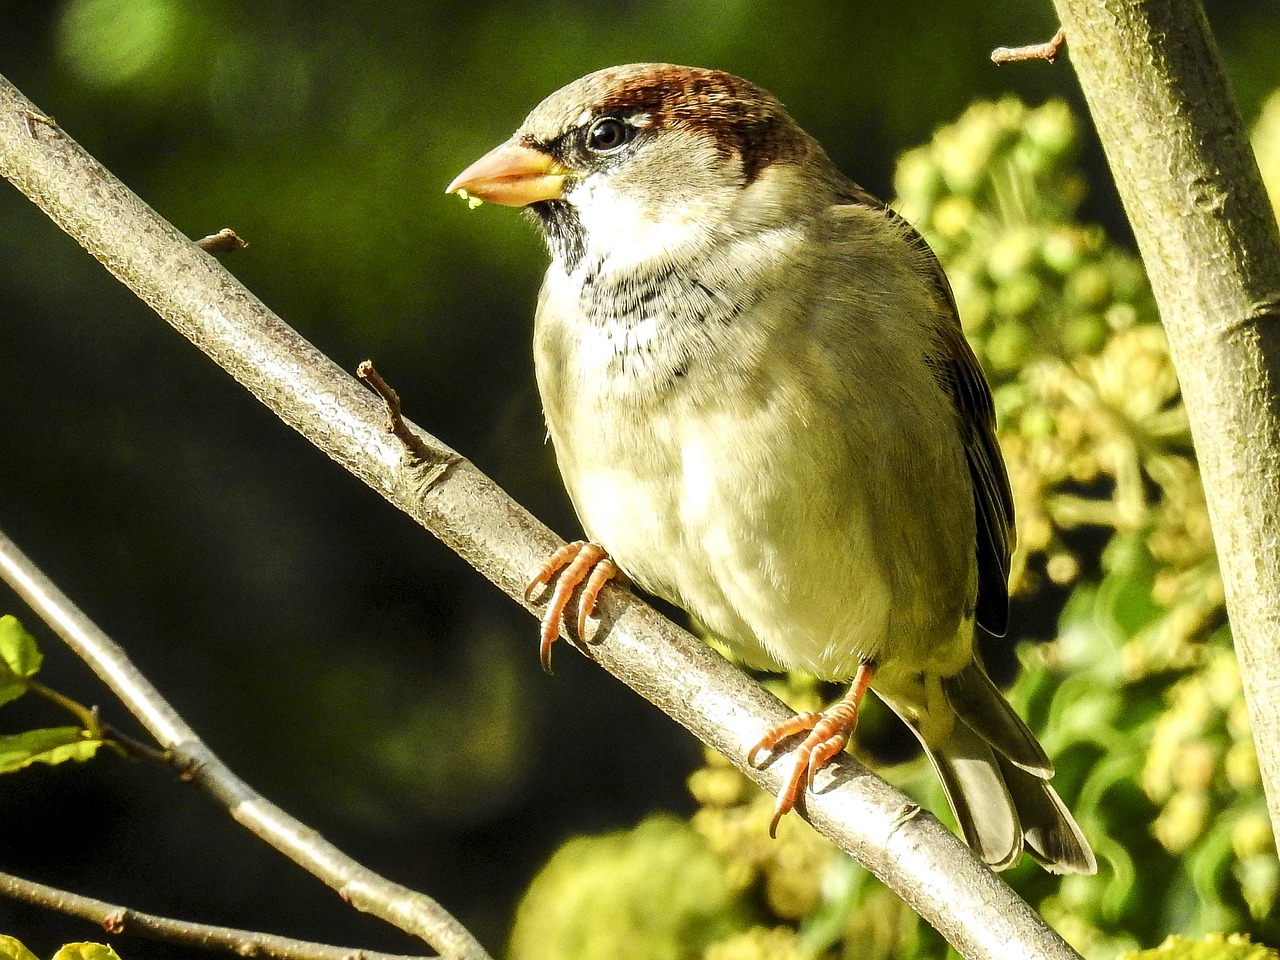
560,402,896,680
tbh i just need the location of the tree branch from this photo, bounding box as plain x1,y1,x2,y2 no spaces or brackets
0,71,1081,960
1050,0,1280,858
0,870,429,960
0,529,490,960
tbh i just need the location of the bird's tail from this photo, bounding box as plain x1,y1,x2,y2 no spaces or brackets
891,660,1096,874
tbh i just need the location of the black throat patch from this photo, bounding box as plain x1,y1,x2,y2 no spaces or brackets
528,200,586,271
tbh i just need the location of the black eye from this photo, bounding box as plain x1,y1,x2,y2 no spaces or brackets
585,117,634,154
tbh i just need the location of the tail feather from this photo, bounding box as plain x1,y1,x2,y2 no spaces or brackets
942,661,1052,777
885,660,1096,874
997,755,1097,874
920,718,1021,870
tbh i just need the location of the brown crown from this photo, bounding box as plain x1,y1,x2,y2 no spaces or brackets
591,65,811,183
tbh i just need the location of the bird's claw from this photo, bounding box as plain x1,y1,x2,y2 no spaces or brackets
749,663,874,836
525,540,618,673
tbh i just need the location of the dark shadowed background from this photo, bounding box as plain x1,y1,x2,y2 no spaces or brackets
1,2,1276,957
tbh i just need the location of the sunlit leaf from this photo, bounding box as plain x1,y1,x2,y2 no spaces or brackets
0,727,104,774
0,671,26,709
0,614,42,678
52,945,124,960
0,935,40,960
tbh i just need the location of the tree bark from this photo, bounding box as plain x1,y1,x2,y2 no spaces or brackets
1051,0,1280,854
0,72,1081,960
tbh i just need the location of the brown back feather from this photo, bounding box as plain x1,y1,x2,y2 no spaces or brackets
840,182,1016,635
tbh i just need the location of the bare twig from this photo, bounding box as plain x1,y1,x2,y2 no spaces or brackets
90,709,173,766
0,70,1082,960
358,360,432,462
196,228,247,256
1051,0,1280,859
0,529,490,960
0,870,428,960
991,26,1066,64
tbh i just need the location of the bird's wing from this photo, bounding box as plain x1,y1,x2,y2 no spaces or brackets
840,183,1016,636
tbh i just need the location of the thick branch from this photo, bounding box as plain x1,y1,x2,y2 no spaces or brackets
1051,0,1280,855
0,529,489,960
0,72,1081,960
0,870,426,960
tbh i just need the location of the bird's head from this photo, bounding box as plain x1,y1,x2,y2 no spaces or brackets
447,63,838,270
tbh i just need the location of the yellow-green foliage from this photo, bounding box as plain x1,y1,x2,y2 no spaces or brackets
507,815,751,960
0,616,109,774
0,936,36,960
47,948,121,960
1120,934,1280,960
702,928,807,960
0,939,121,960
509,94,1280,960
1254,90,1280,222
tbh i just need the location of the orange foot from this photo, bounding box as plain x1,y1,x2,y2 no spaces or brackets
748,662,875,837
524,540,618,673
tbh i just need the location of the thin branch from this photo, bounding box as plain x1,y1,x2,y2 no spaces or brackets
0,529,490,960
24,675,104,731
87,708,174,766
991,27,1066,65
0,71,1082,960
0,870,428,960
1051,0,1280,860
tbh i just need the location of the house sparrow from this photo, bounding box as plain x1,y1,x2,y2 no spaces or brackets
448,63,1095,873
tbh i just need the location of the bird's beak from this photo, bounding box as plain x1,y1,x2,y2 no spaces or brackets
446,141,568,207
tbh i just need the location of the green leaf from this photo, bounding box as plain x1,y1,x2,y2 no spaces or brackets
0,727,105,774
0,614,42,679
52,945,124,960
0,670,26,709
0,935,40,960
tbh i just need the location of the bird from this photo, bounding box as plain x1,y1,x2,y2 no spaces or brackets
447,62,1096,873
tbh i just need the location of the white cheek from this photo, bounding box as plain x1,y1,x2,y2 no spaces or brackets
570,180,715,269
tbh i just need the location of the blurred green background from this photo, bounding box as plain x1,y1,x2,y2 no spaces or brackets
1,2,1278,959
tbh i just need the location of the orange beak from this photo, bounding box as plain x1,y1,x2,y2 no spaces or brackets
446,141,568,207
